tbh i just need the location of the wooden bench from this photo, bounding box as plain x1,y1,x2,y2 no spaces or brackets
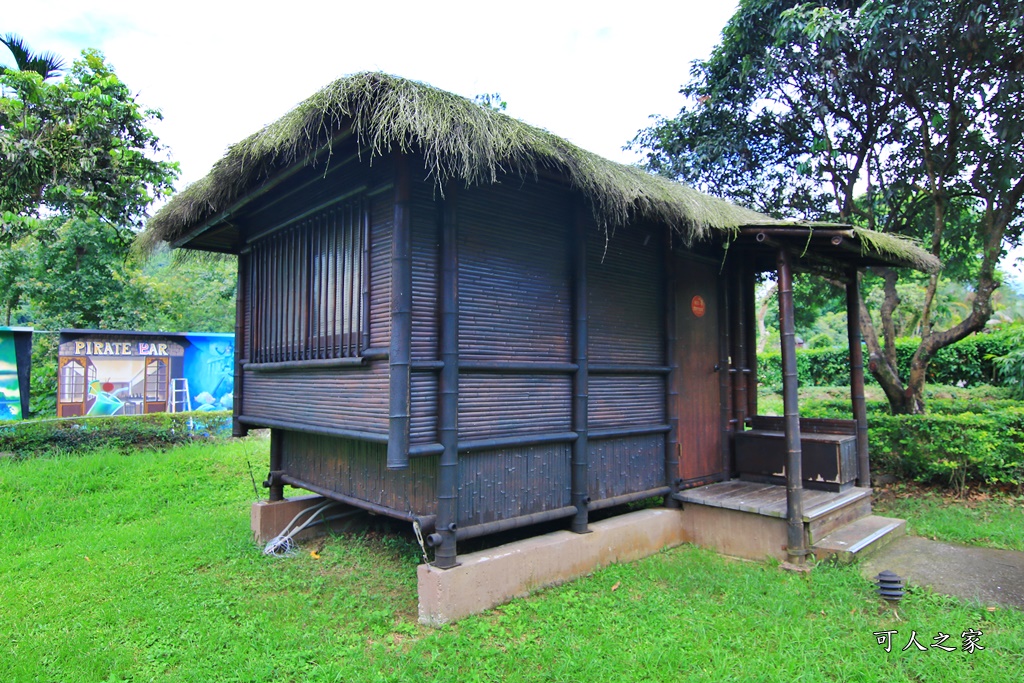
734,417,859,492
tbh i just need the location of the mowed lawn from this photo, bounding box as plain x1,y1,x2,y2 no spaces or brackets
2,438,1022,682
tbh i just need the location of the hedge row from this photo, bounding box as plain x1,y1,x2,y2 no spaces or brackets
758,328,1019,390
796,399,1024,492
0,411,232,458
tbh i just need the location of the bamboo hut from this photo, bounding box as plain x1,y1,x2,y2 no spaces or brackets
145,72,938,569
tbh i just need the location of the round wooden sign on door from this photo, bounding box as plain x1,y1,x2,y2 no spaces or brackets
690,295,706,318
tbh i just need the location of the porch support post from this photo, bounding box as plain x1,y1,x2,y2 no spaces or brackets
743,257,759,420
777,248,807,563
570,203,590,533
664,231,681,505
718,272,733,477
434,185,460,567
387,154,412,470
731,261,748,432
846,268,871,488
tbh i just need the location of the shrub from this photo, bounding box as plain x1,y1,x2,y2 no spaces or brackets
758,327,1019,391
0,411,232,458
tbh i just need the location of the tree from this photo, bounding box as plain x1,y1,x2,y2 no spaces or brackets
633,0,1024,413
1,48,177,244
0,33,65,80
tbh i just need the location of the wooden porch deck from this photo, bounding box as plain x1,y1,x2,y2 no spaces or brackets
673,479,872,524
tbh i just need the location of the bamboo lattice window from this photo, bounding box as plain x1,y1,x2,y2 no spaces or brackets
249,199,368,363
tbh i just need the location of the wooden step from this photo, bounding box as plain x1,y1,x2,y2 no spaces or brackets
811,515,906,564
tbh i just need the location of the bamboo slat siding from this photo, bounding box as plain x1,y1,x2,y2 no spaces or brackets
457,183,572,362
588,375,666,429
587,224,664,365
588,434,665,500
410,182,439,362
457,444,572,526
369,194,392,349
243,364,389,433
410,371,438,444
281,432,437,516
458,374,572,441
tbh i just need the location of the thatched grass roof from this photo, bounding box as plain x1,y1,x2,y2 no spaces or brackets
142,72,939,273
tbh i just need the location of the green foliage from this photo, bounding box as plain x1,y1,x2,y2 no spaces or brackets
0,411,231,457
0,49,178,242
759,328,1020,390
987,323,1024,397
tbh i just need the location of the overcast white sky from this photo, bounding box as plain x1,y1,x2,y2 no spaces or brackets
6,1,738,191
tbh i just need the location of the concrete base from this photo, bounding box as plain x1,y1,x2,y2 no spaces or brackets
677,504,790,562
417,508,688,626
251,495,361,544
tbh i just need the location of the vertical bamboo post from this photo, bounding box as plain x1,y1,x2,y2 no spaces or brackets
731,261,748,432
570,204,590,533
233,250,249,438
388,154,412,470
846,268,871,488
435,185,461,567
268,429,284,502
777,248,806,564
718,272,734,477
743,260,759,420
664,230,680,504
361,203,371,354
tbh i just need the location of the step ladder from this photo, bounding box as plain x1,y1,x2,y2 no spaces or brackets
170,378,192,413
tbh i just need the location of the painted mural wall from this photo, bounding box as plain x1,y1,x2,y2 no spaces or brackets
56,330,234,418
0,327,32,421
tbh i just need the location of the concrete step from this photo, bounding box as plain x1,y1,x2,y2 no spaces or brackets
803,488,873,544
811,515,906,564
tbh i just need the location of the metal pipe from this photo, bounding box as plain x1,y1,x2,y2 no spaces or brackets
388,154,413,470
846,269,871,488
278,473,436,531
587,487,672,512
454,506,579,541
777,248,807,564
571,204,590,534
435,184,460,568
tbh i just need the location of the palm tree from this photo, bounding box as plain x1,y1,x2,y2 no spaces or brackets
0,33,64,79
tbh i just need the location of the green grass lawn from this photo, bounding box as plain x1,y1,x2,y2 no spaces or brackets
873,484,1024,552
2,439,1022,682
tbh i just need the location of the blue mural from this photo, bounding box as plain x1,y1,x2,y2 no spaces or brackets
181,334,235,411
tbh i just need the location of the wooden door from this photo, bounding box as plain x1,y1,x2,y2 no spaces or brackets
674,257,724,485
143,357,169,413
58,357,89,417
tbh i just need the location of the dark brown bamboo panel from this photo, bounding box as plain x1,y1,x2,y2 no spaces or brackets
369,194,392,349
587,222,665,366
457,181,572,362
587,434,665,500
281,432,437,517
457,444,572,526
410,370,438,444
242,364,388,434
410,182,439,361
588,375,665,429
458,373,572,441
240,146,389,237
